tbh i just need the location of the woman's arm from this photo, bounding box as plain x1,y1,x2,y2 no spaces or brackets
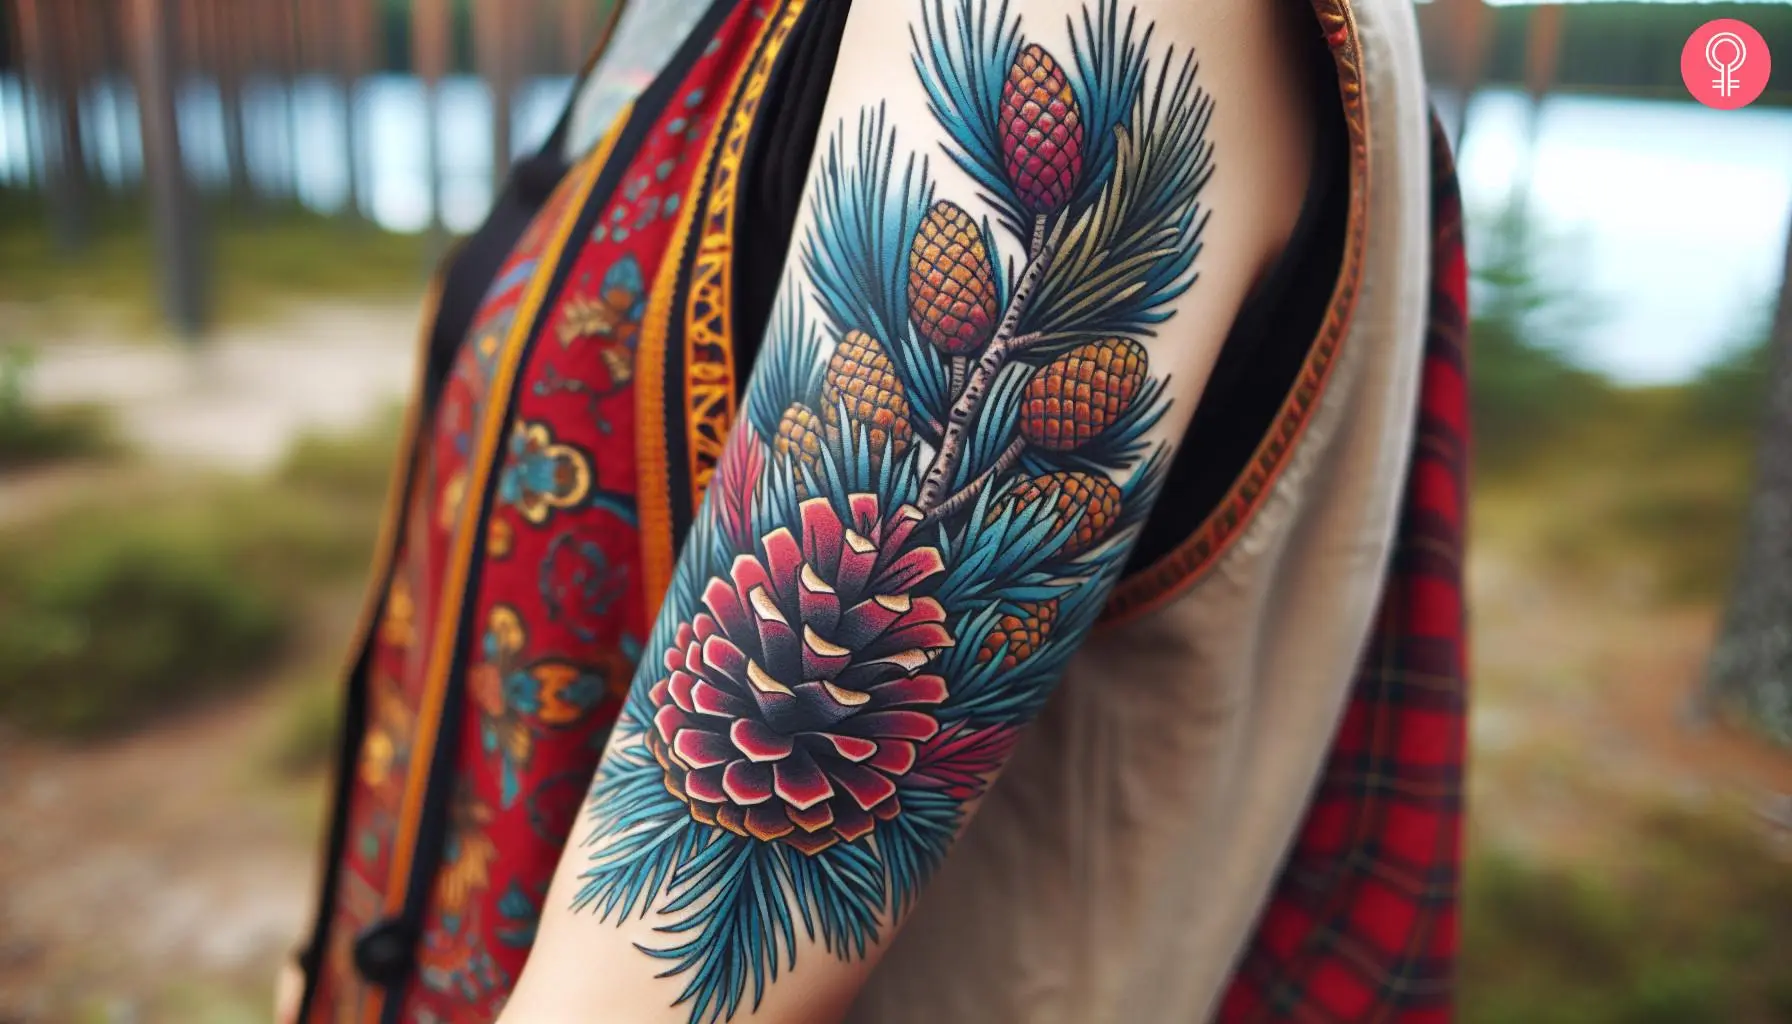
504,0,1315,1019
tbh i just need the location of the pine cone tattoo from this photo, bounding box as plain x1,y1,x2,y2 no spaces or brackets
1001,470,1122,558
908,200,1000,356
823,330,913,470
1001,44,1084,215
976,599,1059,669
1020,337,1148,451
776,402,826,491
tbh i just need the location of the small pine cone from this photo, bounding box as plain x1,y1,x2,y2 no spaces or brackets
823,330,913,468
1001,44,1084,215
1000,471,1122,558
1020,338,1148,452
976,599,1060,669
775,402,826,482
908,201,1000,356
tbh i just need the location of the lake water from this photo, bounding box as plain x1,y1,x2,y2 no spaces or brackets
0,74,1787,384
1450,87,1792,384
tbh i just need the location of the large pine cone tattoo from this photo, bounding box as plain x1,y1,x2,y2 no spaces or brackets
1001,44,1084,215
645,495,953,854
976,599,1059,669
1001,471,1122,558
908,201,1000,356
823,330,913,468
1020,337,1148,451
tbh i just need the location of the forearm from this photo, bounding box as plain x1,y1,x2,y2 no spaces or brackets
503,0,1311,1019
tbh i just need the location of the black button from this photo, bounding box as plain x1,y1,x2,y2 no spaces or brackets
353,918,419,986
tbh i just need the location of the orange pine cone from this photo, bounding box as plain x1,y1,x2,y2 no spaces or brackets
823,330,913,467
1001,44,1084,215
1000,470,1123,558
776,402,826,494
1020,338,1148,451
908,200,1000,356
976,599,1060,669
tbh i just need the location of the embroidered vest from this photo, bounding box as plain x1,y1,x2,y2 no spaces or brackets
299,0,1467,1021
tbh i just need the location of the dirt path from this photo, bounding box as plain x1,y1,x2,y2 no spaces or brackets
0,687,323,1022
0,306,418,1021
20,301,421,473
1467,546,1792,862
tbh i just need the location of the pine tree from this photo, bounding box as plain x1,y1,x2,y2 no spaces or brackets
1705,219,1792,746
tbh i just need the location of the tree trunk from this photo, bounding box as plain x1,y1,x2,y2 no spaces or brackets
128,0,208,338
338,0,379,219
56,1,101,190
1436,0,1489,152
1521,5,1564,160
1704,218,1792,747
475,0,517,187
412,0,452,235
210,0,252,201
17,0,88,250
270,0,302,201
98,0,139,194
561,0,592,74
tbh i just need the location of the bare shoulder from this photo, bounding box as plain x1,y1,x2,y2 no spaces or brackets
1128,0,1322,286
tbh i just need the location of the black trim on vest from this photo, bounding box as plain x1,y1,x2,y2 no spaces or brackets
655,0,821,551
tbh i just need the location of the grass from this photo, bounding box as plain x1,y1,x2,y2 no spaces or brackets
1474,386,1757,605
0,516,288,735
1463,804,1792,1024
1460,204,1792,1022
0,415,395,737
0,191,434,336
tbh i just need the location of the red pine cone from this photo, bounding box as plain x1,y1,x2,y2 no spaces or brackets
823,330,913,468
1020,337,1148,451
976,599,1059,669
908,201,1000,356
1000,44,1084,215
645,495,954,854
1001,471,1122,558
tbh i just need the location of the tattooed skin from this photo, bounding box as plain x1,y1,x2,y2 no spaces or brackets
573,1,1212,1019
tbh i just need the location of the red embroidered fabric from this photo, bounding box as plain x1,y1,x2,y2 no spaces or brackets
304,4,775,1019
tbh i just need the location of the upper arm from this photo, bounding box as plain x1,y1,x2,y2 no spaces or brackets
506,0,1316,1020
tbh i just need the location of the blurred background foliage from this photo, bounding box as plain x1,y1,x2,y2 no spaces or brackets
1,0,1790,1021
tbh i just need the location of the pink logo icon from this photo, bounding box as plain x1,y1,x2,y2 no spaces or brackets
1682,19,1771,110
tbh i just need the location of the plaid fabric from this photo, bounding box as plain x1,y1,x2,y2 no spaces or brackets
1215,112,1470,1024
